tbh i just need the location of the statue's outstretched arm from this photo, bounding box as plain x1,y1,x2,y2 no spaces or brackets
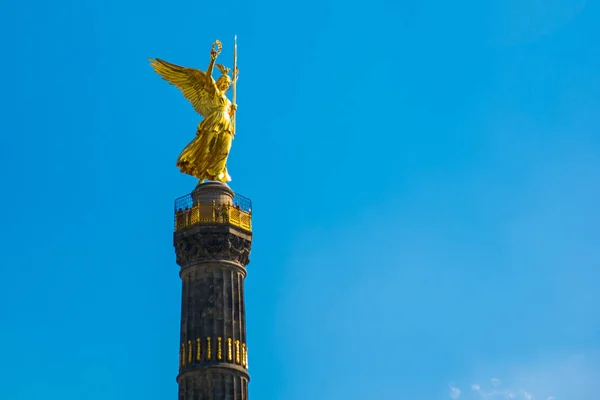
205,44,220,87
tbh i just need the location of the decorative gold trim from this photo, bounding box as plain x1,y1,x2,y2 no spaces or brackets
196,338,201,361
241,343,246,367
182,337,248,367
227,338,233,361
207,337,212,361
181,343,186,367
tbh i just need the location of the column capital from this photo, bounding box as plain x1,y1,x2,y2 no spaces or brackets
174,228,252,267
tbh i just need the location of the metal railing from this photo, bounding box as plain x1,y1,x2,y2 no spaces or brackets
174,192,252,232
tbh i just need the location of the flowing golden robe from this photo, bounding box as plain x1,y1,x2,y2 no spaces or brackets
177,93,233,182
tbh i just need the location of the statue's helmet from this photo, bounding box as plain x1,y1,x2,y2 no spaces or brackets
215,64,232,91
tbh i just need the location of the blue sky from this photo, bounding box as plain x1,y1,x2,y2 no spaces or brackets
1,0,599,399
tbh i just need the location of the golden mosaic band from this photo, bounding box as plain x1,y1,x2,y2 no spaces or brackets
179,337,248,370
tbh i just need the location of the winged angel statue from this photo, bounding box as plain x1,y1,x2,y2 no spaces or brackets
150,40,238,182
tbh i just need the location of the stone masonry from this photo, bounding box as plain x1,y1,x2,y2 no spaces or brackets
174,182,253,400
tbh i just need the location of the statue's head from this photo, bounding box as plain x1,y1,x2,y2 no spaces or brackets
215,64,232,92
216,74,232,92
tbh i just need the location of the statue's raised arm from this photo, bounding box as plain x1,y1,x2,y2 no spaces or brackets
150,39,238,183
204,41,226,93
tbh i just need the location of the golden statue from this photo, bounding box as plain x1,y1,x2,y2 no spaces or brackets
150,38,239,182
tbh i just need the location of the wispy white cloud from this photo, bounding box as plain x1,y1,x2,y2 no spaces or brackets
449,383,462,399
450,353,600,400
450,379,548,399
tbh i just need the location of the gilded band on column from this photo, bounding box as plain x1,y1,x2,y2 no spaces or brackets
241,344,246,367
180,338,253,367
206,337,212,361
196,338,201,361
217,337,223,360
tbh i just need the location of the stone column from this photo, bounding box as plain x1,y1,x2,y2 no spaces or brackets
174,182,253,400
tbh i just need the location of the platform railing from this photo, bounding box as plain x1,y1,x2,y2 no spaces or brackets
174,192,252,233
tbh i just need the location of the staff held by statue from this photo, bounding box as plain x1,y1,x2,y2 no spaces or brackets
232,35,238,136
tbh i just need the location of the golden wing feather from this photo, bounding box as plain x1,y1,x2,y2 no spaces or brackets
149,58,214,117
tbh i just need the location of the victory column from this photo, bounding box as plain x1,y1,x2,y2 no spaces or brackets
151,37,254,400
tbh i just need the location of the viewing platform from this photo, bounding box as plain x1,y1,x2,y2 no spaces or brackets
174,184,252,233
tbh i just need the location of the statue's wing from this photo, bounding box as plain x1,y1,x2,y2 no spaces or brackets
150,58,214,117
